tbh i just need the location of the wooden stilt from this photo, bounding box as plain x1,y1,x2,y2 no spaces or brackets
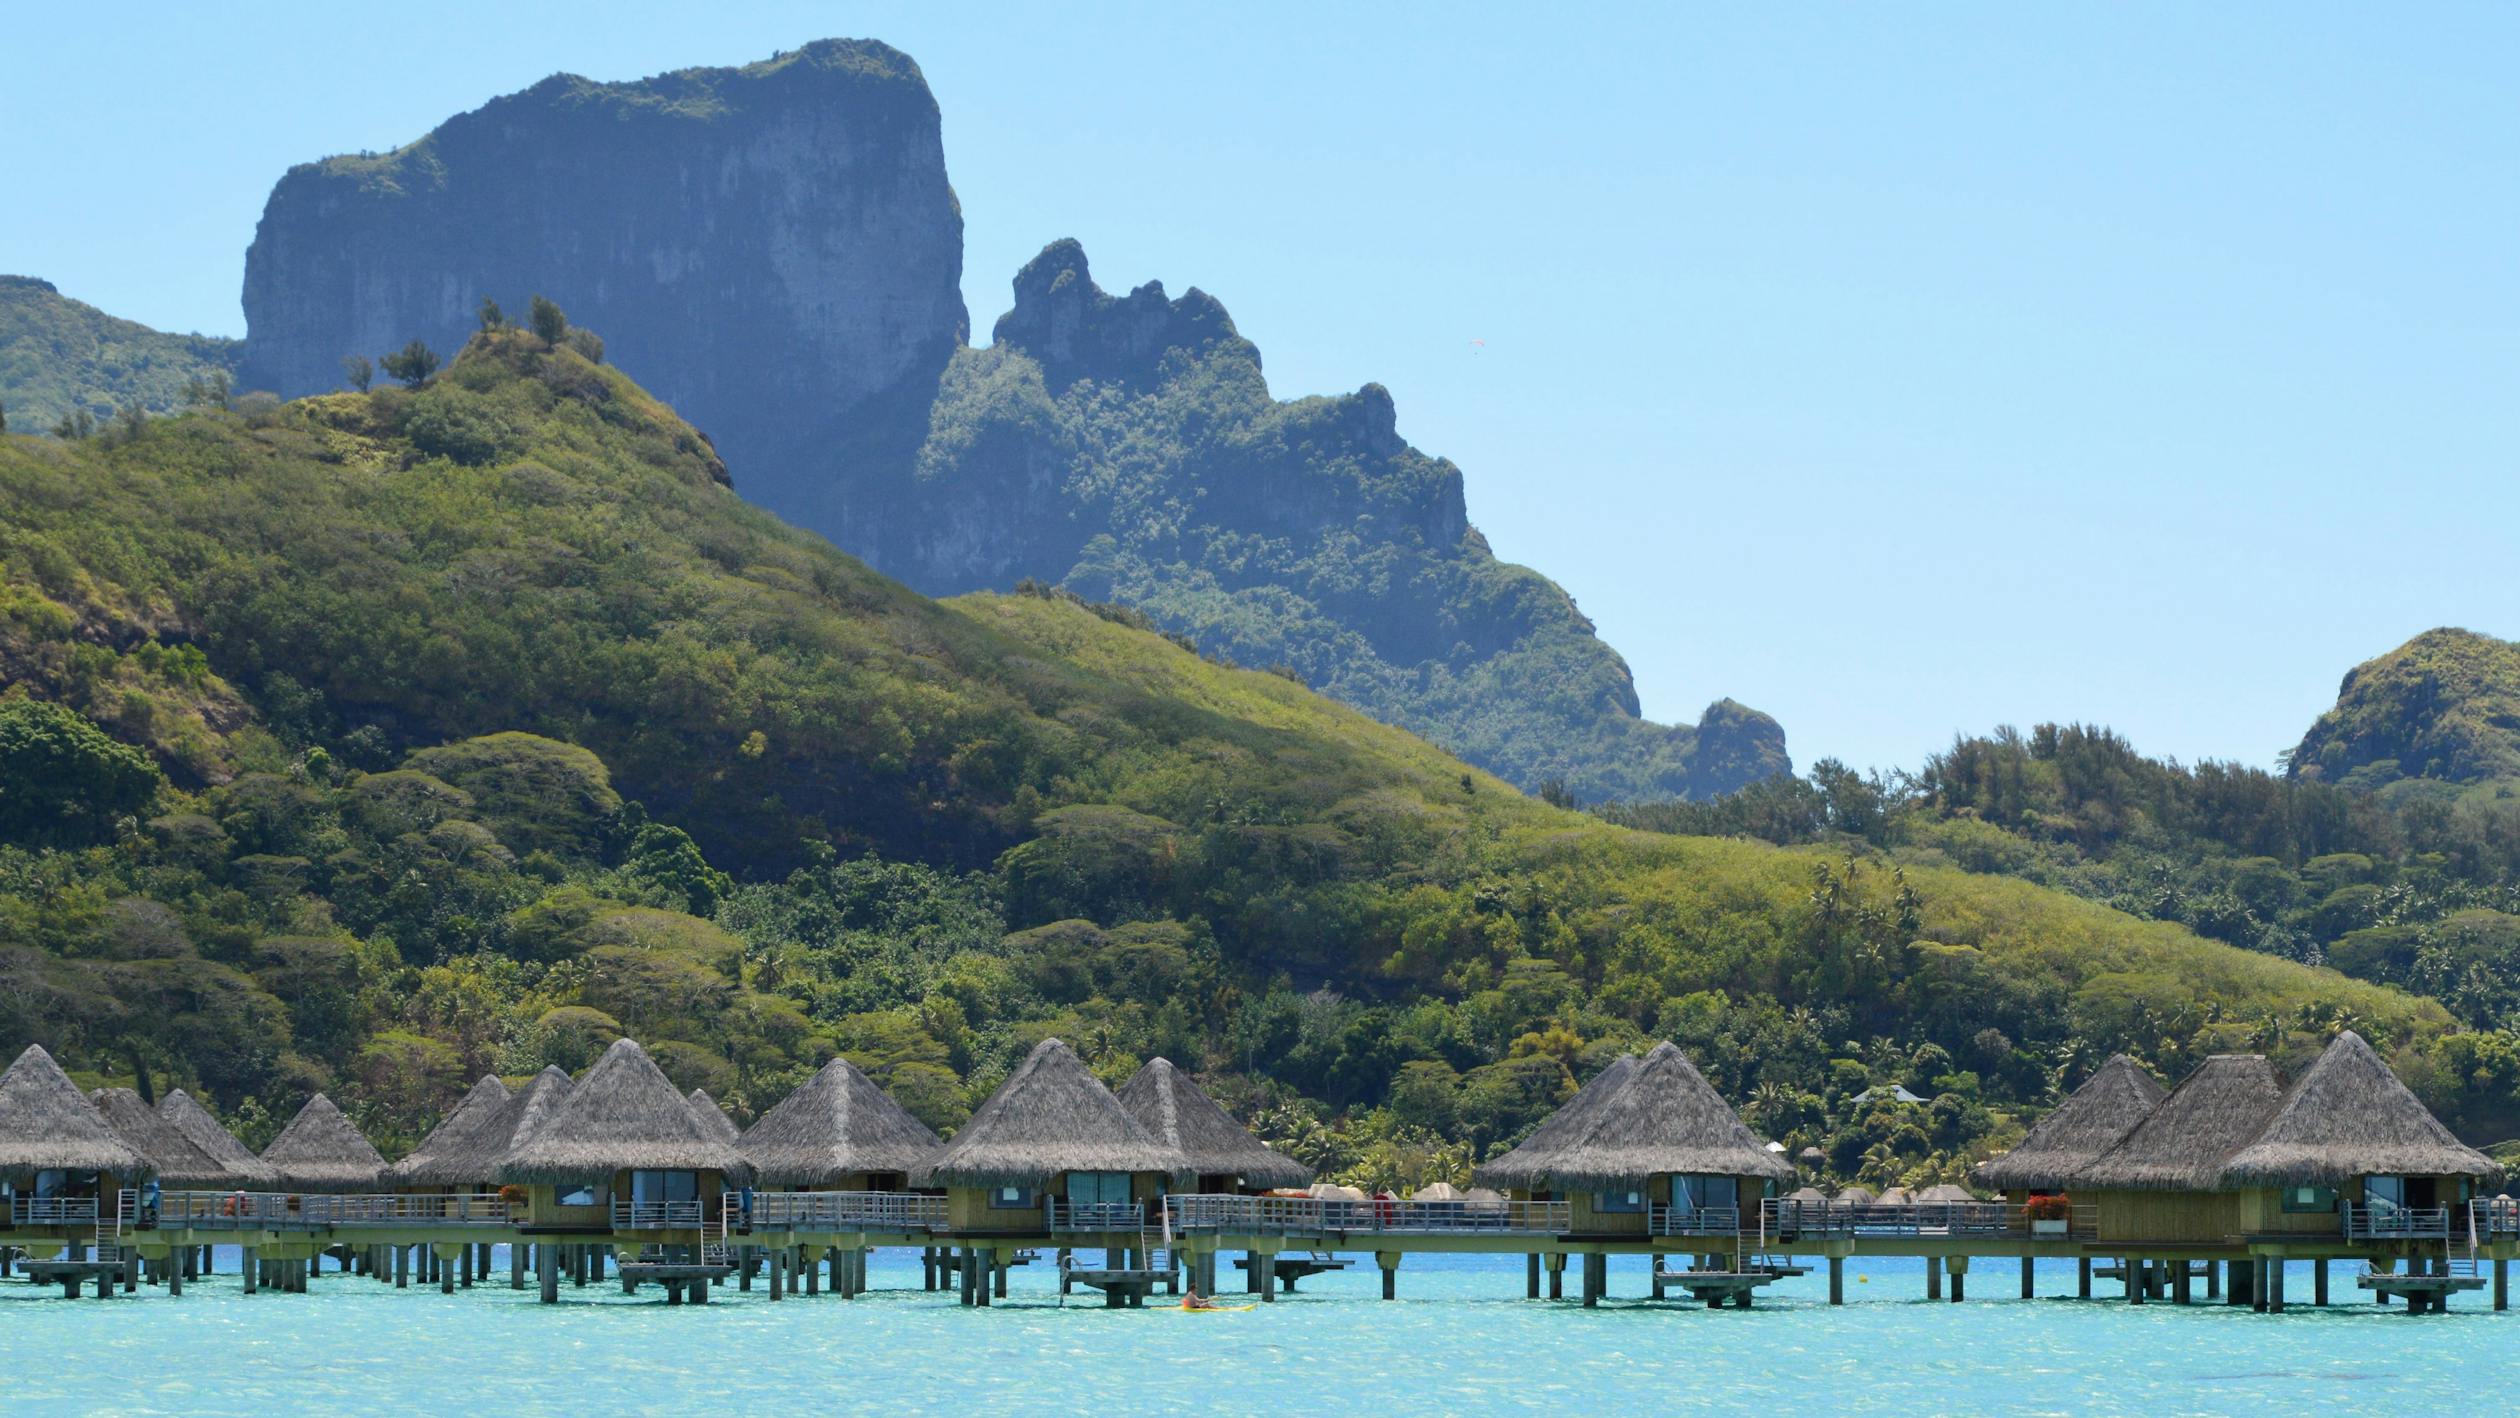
2020,1256,2034,1299
538,1239,558,1303
976,1247,995,1307
2495,1257,2508,1312
1381,1252,1402,1302
1546,1251,1565,1300
1926,1255,1942,1300
2314,1258,2328,1306
2077,1256,2091,1298
1527,1252,1541,1299
1829,1254,1844,1305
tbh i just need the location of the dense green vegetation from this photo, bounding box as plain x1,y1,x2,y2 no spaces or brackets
1604,716,2520,1138
2290,627,2520,789
0,330,2487,1183
0,276,241,433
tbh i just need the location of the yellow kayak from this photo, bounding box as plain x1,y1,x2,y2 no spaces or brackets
1170,1302,1258,1313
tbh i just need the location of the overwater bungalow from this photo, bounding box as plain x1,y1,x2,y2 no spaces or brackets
507,1065,574,1146
1972,1053,2164,1202
497,1038,751,1235
1832,1184,1876,1205
738,1055,939,1194
1117,1057,1310,1194
157,1090,276,1189
0,1045,149,1221
689,1089,740,1145
1521,1042,1792,1237
2221,1031,2503,1241
915,1038,1188,1234
260,1095,386,1194
2073,1055,2283,1245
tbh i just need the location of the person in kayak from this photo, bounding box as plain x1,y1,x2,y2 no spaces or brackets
1181,1282,1218,1310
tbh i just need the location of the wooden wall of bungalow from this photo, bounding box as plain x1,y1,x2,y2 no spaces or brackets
943,1170,1169,1231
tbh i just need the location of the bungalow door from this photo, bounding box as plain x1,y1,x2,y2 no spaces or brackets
1671,1174,1738,1230
631,1168,699,1225
1066,1170,1135,1227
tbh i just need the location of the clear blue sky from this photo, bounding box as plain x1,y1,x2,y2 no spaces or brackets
6,2,2513,776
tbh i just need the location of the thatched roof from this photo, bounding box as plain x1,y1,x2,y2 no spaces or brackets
738,1056,940,1187
1972,1054,2165,1191
1117,1058,1310,1190
1917,1182,1977,1203
1786,1185,1828,1203
1833,1185,1876,1203
2222,1032,2504,1188
1877,1185,1915,1205
158,1090,274,1186
1472,1054,1637,1190
0,1045,147,1181
386,1076,517,1187
688,1089,740,1144
2074,1055,2283,1192
506,1066,574,1147
261,1094,385,1192
92,1088,232,1188
499,1039,753,1184
1497,1043,1793,1192
914,1039,1190,1189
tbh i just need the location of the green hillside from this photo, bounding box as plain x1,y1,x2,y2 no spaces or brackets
0,326,2485,1180
0,276,242,433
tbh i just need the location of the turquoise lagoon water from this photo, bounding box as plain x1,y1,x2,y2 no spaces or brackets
0,1248,2500,1415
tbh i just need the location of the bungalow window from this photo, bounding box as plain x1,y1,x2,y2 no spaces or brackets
632,1170,699,1207
2281,1186,2338,1213
1594,1190,1646,1214
1671,1175,1738,1214
556,1181,603,1207
992,1185,1037,1209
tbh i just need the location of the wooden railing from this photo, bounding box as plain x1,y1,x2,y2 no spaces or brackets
2344,1203,2450,1240
1647,1204,1741,1235
2472,1200,2520,1237
612,1199,705,1229
152,1190,511,1228
1763,1199,2090,1239
749,1191,945,1231
1165,1194,1573,1235
7,1196,103,1227
1046,1199,1145,1231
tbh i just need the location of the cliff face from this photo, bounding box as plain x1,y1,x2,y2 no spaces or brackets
888,241,1788,802
230,43,1784,802
237,40,967,534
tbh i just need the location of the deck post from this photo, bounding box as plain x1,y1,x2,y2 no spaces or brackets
510,1243,524,1289
2269,1257,2286,1314
804,1249,820,1296
1828,1254,1844,1305
1948,1256,1966,1302
440,1248,456,1294
2020,1256,2034,1299
1527,1253,1541,1299
460,1245,475,1289
1926,1255,1942,1300
2205,1260,2220,1299
2172,1260,2191,1305
1578,1252,1599,1307
978,1247,996,1307
1380,1251,1401,1302
2495,1258,2508,1311
920,1246,934,1291
993,1252,1008,1299
2252,1257,2269,1312
1545,1250,1566,1299
2076,1256,2090,1298
2314,1258,2328,1306
168,1257,182,1296
2125,1257,2141,1304
1651,1253,1666,1302
241,1246,257,1294
573,1245,589,1287
1246,1250,1265,1295
770,1246,786,1300
538,1240,558,1303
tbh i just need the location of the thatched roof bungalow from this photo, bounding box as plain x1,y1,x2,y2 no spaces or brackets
499,1039,751,1230
2075,1054,2283,1244
2221,1031,2504,1238
739,1056,939,1190
916,1039,1188,1231
260,1094,385,1193
1117,1057,1309,1193
1472,1054,1636,1194
158,1090,275,1189
506,1066,573,1147
386,1076,516,1190
91,1088,232,1190
1475,1043,1788,1235
0,1046,147,1199
1972,1054,2164,1196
